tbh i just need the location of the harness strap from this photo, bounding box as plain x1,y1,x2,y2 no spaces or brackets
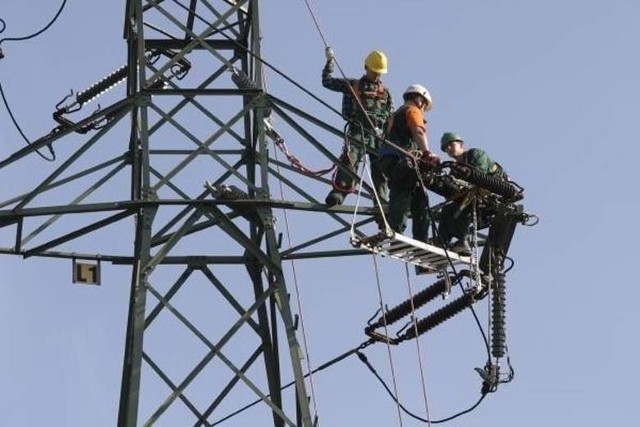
350,79,387,104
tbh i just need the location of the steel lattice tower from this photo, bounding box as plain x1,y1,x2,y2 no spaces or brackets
0,0,381,425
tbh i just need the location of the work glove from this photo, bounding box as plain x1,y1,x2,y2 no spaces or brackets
423,150,440,164
418,150,440,172
325,46,335,63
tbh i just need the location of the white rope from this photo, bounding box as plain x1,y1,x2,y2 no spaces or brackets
262,69,321,421
349,153,368,238
402,263,433,426
371,254,405,426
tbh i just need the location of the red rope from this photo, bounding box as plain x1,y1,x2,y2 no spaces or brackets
273,136,336,177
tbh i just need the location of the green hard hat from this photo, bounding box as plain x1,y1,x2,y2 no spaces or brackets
440,132,464,151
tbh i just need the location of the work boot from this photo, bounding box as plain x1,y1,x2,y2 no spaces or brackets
415,265,435,276
373,211,386,231
449,239,471,256
423,237,438,247
325,191,345,207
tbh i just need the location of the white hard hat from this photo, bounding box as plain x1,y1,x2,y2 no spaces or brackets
404,84,432,110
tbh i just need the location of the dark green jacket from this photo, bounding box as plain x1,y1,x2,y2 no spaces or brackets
463,148,505,176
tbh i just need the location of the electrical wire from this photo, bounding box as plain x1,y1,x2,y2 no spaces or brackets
357,351,489,424
0,0,69,162
169,0,416,167
150,1,510,421
167,0,342,117
503,256,515,274
0,0,68,45
167,0,365,185
296,0,422,216
419,169,492,360
0,82,55,161
296,0,497,416
210,340,372,426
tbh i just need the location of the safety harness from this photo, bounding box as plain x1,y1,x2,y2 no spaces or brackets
331,78,391,194
349,78,388,106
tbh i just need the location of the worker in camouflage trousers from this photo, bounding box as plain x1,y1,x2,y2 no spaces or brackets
438,132,507,255
322,48,394,207
378,84,439,241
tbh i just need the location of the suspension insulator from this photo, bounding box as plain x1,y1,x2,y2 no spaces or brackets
365,276,451,334
399,292,475,341
208,184,249,201
231,68,256,90
491,273,507,359
76,65,129,107
451,164,521,199
231,68,272,117
423,175,467,199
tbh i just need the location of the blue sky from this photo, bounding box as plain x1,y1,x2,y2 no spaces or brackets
1,1,639,426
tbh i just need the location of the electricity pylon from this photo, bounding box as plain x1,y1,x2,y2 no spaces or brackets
0,1,379,425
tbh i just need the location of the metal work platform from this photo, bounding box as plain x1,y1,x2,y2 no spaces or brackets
350,231,473,272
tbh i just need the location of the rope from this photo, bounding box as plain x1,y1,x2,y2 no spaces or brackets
280,207,321,421
269,127,336,177
349,157,367,238
299,0,331,49
348,153,391,238
416,166,493,361
298,0,422,209
348,152,388,238
371,253,405,426
329,124,361,195
265,72,321,421
167,0,419,210
157,0,508,418
168,0,418,171
300,0,382,133
166,0,341,117
402,263,433,426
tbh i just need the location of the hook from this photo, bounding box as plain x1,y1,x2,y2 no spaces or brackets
55,89,73,110
89,104,108,130
55,89,81,113
522,213,539,226
147,49,161,65
475,362,499,394
395,317,414,338
365,307,381,326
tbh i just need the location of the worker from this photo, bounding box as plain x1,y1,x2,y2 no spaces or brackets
378,84,439,241
437,132,507,255
322,48,394,207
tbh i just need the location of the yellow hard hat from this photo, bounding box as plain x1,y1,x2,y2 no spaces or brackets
364,50,388,74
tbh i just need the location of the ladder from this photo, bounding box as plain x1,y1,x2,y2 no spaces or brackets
350,230,473,273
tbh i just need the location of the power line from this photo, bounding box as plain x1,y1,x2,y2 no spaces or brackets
0,0,69,161
0,0,68,45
